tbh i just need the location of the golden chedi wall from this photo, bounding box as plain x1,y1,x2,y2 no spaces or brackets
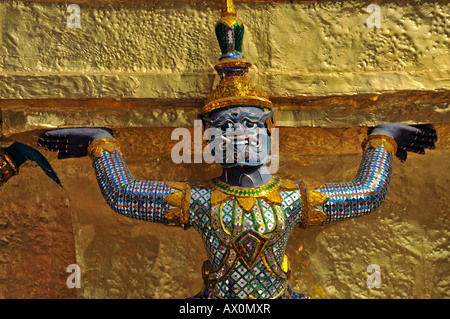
0,0,449,299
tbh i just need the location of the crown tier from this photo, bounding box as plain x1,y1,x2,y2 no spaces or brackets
202,0,273,115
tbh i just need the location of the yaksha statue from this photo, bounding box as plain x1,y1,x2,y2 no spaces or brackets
38,0,437,299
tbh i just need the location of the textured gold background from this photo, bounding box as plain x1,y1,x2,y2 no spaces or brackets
0,0,449,299
0,0,449,99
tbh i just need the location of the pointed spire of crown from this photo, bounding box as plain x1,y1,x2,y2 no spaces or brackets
215,0,244,59
222,0,236,17
202,0,274,118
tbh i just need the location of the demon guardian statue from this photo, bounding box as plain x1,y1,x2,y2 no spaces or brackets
38,0,437,299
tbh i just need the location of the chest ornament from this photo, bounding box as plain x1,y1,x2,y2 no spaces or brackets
207,177,299,276
210,177,298,211
232,229,268,269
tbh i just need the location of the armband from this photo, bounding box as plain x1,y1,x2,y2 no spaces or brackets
87,138,123,158
361,133,397,155
298,180,328,229
164,182,192,229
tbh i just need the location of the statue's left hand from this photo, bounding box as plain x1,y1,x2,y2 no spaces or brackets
38,127,113,159
370,122,437,162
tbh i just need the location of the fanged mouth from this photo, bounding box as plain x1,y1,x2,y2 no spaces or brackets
225,135,260,147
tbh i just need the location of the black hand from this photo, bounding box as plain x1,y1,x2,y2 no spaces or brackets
370,123,437,162
38,127,113,159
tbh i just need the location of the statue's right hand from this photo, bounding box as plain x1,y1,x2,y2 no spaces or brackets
38,127,113,159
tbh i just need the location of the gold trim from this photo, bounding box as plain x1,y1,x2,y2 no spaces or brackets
164,190,184,207
236,196,256,212
192,180,214,189
211,177,297,219
202,77,273,115
212,177,281,197
0,149,18,185
264,191,282,205
221,0,236,17
87,138,123,158
361,133,398,155
215,59,251,71
211,189,232,206
218,203,232,236
0,149,19,175
280,179,298,190
203,98,273,115
299,180,329,228
281,254,290,277
219,15,243,28
164,181,192,228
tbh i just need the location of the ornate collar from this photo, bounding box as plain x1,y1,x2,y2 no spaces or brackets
211,177,282,197
210,177,298,212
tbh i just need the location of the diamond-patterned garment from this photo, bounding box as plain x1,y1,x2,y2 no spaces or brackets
317,145,394,224
91,139,393,299
92,151,185,225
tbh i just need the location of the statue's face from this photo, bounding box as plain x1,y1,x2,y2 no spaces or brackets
202,106,273,167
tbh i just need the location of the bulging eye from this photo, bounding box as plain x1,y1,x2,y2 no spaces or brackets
243,120,257,129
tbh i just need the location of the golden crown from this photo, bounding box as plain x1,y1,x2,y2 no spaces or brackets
202,0,274,117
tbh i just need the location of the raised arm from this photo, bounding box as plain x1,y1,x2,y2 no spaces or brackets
38,128,191,229
299,123,437,228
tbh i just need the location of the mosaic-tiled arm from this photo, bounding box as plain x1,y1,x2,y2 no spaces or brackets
299,134,396,228
89,138,191,229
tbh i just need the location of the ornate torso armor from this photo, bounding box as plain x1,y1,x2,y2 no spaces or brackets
88,133,396,299
189,178,303,299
